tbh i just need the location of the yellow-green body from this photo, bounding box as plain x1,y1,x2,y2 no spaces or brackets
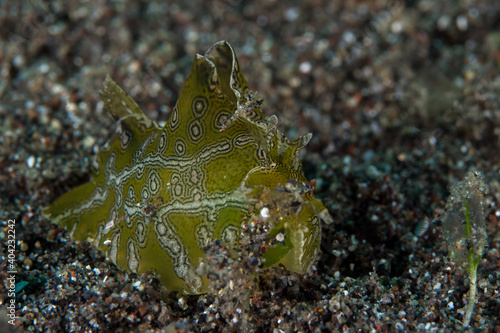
43,41,331,294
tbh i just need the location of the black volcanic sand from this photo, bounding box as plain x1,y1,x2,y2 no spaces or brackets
1,1,500,332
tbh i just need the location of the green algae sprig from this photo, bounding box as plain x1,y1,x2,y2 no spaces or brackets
441,171,489,327
43,41,332,295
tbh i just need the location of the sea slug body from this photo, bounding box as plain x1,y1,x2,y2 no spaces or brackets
43,41,332,294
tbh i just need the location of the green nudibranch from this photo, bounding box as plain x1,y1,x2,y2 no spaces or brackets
43,41,332,294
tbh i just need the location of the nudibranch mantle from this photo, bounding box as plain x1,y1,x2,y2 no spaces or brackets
43,41,332,294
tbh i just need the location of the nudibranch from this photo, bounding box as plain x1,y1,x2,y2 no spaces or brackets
43,41,332,294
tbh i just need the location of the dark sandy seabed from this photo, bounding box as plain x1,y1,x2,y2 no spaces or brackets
1,1,500,332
